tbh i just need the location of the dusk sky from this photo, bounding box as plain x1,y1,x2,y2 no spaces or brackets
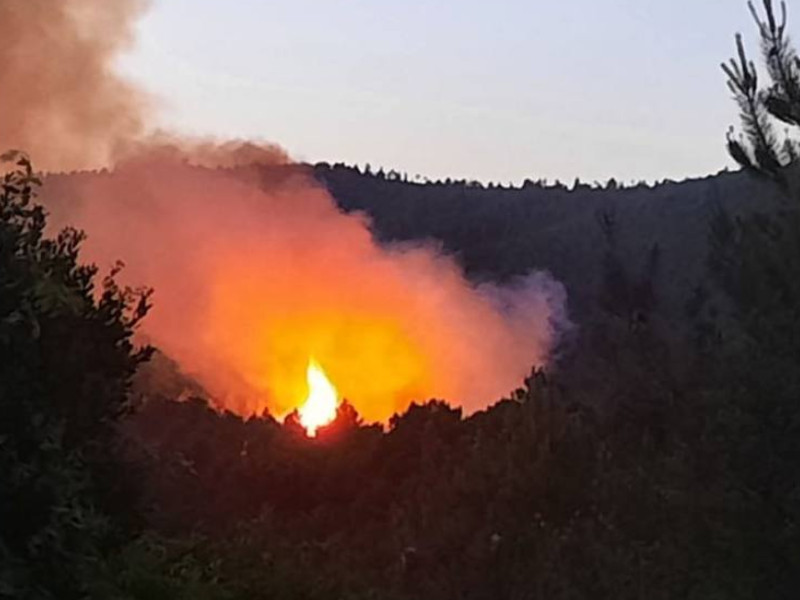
120,0,761,184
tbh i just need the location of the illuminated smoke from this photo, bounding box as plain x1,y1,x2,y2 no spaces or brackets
0,0,150,172
10,0,569,423
44,156,567,422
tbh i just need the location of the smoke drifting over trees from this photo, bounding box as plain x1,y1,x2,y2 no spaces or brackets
44,159,566,422
4,0,566,422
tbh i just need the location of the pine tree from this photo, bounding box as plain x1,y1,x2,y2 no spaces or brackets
702,4,800,593
723,0,800,180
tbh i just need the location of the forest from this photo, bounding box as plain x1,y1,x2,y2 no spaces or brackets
3,1,800,598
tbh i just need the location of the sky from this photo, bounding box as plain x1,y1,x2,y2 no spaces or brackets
119,0,764,185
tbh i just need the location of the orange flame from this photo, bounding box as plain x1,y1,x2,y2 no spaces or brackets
298,359,339,436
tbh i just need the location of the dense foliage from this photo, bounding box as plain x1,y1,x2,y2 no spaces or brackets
0,153,152,598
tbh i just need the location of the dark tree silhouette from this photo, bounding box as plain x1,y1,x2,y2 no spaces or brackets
723,0,800,179
0,152,152,598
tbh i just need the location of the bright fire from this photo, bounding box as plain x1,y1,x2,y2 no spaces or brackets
298,359,339,436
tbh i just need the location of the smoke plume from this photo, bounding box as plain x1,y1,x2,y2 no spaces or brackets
0,0,149,172
13,0,569,423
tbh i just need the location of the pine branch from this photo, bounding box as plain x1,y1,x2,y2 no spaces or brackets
749,1,800,106
723,1,800,177
722,34,783,174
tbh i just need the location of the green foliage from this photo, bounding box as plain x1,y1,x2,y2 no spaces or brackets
0,152,152,599
704,190,800,599
701,4,800,596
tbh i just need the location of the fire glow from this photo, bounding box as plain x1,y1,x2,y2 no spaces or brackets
45,159,566,425
298,359,339,436
14,0,569,426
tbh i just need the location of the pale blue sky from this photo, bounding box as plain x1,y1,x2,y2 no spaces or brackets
119,0,763,184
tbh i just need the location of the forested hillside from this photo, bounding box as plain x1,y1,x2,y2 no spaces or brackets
314,163,786,320
49,163,783,324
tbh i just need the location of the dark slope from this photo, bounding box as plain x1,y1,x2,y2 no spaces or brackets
43,164,784,323
314,164,784,318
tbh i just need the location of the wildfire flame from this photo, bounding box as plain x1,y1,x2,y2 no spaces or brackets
298,359,339,436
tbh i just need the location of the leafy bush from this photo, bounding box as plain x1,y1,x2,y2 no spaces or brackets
0,152,151,599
